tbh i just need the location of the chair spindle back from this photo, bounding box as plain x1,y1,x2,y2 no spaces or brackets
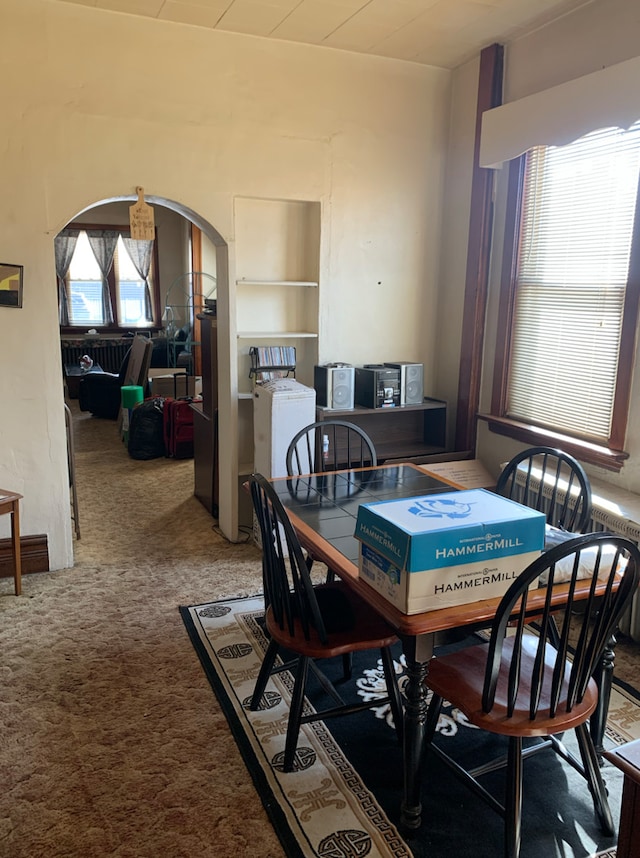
483,533,640,720
249,473,329,644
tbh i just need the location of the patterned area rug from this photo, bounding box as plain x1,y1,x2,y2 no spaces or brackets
181,597,640,858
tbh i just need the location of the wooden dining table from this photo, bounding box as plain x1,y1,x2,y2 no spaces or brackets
269,462,615,830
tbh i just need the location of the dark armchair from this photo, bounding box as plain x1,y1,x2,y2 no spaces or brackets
78,336,153,419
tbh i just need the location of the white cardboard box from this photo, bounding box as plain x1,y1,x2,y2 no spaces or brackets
355,488,545,613
148,369,202,398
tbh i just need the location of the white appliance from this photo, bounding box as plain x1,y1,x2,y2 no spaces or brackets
253,379,317,479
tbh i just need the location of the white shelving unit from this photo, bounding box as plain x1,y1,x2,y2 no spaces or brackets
219,197,321,539
238,280,319,287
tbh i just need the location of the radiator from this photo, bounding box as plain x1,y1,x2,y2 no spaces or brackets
511,464,640,641
60,339,132,374
586,489,640,641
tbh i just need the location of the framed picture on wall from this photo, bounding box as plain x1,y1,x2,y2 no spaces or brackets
0,263,23,308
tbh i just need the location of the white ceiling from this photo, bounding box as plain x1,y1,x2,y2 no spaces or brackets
55,0,593,69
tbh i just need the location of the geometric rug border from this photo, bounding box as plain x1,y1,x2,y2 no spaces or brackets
179,599,307,858
181,596,640,858
610,673,640,703
181,596,412,858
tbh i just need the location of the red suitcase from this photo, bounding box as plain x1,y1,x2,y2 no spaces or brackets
163,374,197,459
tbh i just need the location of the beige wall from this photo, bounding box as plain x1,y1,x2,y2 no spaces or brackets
0,0,451,567
465,0,640,489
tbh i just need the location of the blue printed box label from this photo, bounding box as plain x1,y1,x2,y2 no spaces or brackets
355,488,545,572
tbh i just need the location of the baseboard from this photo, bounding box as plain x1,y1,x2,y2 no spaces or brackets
0,534,49,577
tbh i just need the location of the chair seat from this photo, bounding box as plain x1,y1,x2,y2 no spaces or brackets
249,473,404,771
422,534,639,858
427,635,599,737
266,583,398,659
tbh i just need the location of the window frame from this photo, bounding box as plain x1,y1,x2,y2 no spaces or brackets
59,221,162,334
484,148,640,472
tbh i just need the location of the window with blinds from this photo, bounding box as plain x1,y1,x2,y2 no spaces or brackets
506,122,640,445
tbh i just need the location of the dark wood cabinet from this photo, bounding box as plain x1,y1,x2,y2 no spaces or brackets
193,315,219,516
315,397,447,463
198,315,218,419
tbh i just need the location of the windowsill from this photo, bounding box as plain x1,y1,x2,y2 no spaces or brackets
59,328,161,337
478,413,628,472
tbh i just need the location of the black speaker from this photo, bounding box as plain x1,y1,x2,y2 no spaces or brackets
384,362,424,406
314,364,355,409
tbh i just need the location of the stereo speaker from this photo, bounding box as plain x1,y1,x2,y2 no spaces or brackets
355,365,401,408
314,364,355,410
384,362,424,406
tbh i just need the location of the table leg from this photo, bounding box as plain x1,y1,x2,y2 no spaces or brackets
11,500,22,596
590,632,616,760
399,633,434,829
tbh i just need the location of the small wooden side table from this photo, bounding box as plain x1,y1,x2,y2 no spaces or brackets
0,489,23,595
604,739,640,858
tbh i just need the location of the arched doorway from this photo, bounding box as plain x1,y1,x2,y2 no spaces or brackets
56,194,229,549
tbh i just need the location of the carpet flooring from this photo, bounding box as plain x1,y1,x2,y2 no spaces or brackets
182,595,640,858
2,399,639,857
1,401,281,858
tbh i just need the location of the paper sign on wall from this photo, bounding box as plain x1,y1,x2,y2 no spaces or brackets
129,186,155,240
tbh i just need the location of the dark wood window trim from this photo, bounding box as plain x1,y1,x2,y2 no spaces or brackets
478,413,628,471
59,221,162,334
485,142,640,474
454,43,504,454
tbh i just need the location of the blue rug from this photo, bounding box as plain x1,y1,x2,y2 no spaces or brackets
180,596,639,858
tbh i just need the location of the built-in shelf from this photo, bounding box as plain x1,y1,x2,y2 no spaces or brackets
223,196,321,540
236,279,318,288
315,398,448,464
237,331,318,339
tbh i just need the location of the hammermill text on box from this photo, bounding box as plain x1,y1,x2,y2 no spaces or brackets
355,488,546,614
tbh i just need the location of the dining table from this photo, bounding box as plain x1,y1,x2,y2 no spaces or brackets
268,461,616,830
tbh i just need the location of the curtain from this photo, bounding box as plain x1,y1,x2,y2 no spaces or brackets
122,236,154,322
86,229,119,325
55,228,80,325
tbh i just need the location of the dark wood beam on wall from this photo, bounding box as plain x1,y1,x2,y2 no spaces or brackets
191,224,203,377
454,43,504,453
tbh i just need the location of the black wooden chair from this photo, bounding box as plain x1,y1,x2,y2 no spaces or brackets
248,473,403,772
286,419,377,477
286,420,377,586
422,532,640,858
496,446,617,751
496,446,592,534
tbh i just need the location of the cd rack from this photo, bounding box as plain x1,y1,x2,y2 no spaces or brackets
249,345,296,385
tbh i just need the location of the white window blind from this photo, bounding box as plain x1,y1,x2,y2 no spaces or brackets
507,122,640,443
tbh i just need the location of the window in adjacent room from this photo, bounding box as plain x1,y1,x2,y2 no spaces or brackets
60,226,159,330
489,121,640,470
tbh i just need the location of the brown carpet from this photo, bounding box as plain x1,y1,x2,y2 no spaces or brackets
1,401,284,858
2,400,638,857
